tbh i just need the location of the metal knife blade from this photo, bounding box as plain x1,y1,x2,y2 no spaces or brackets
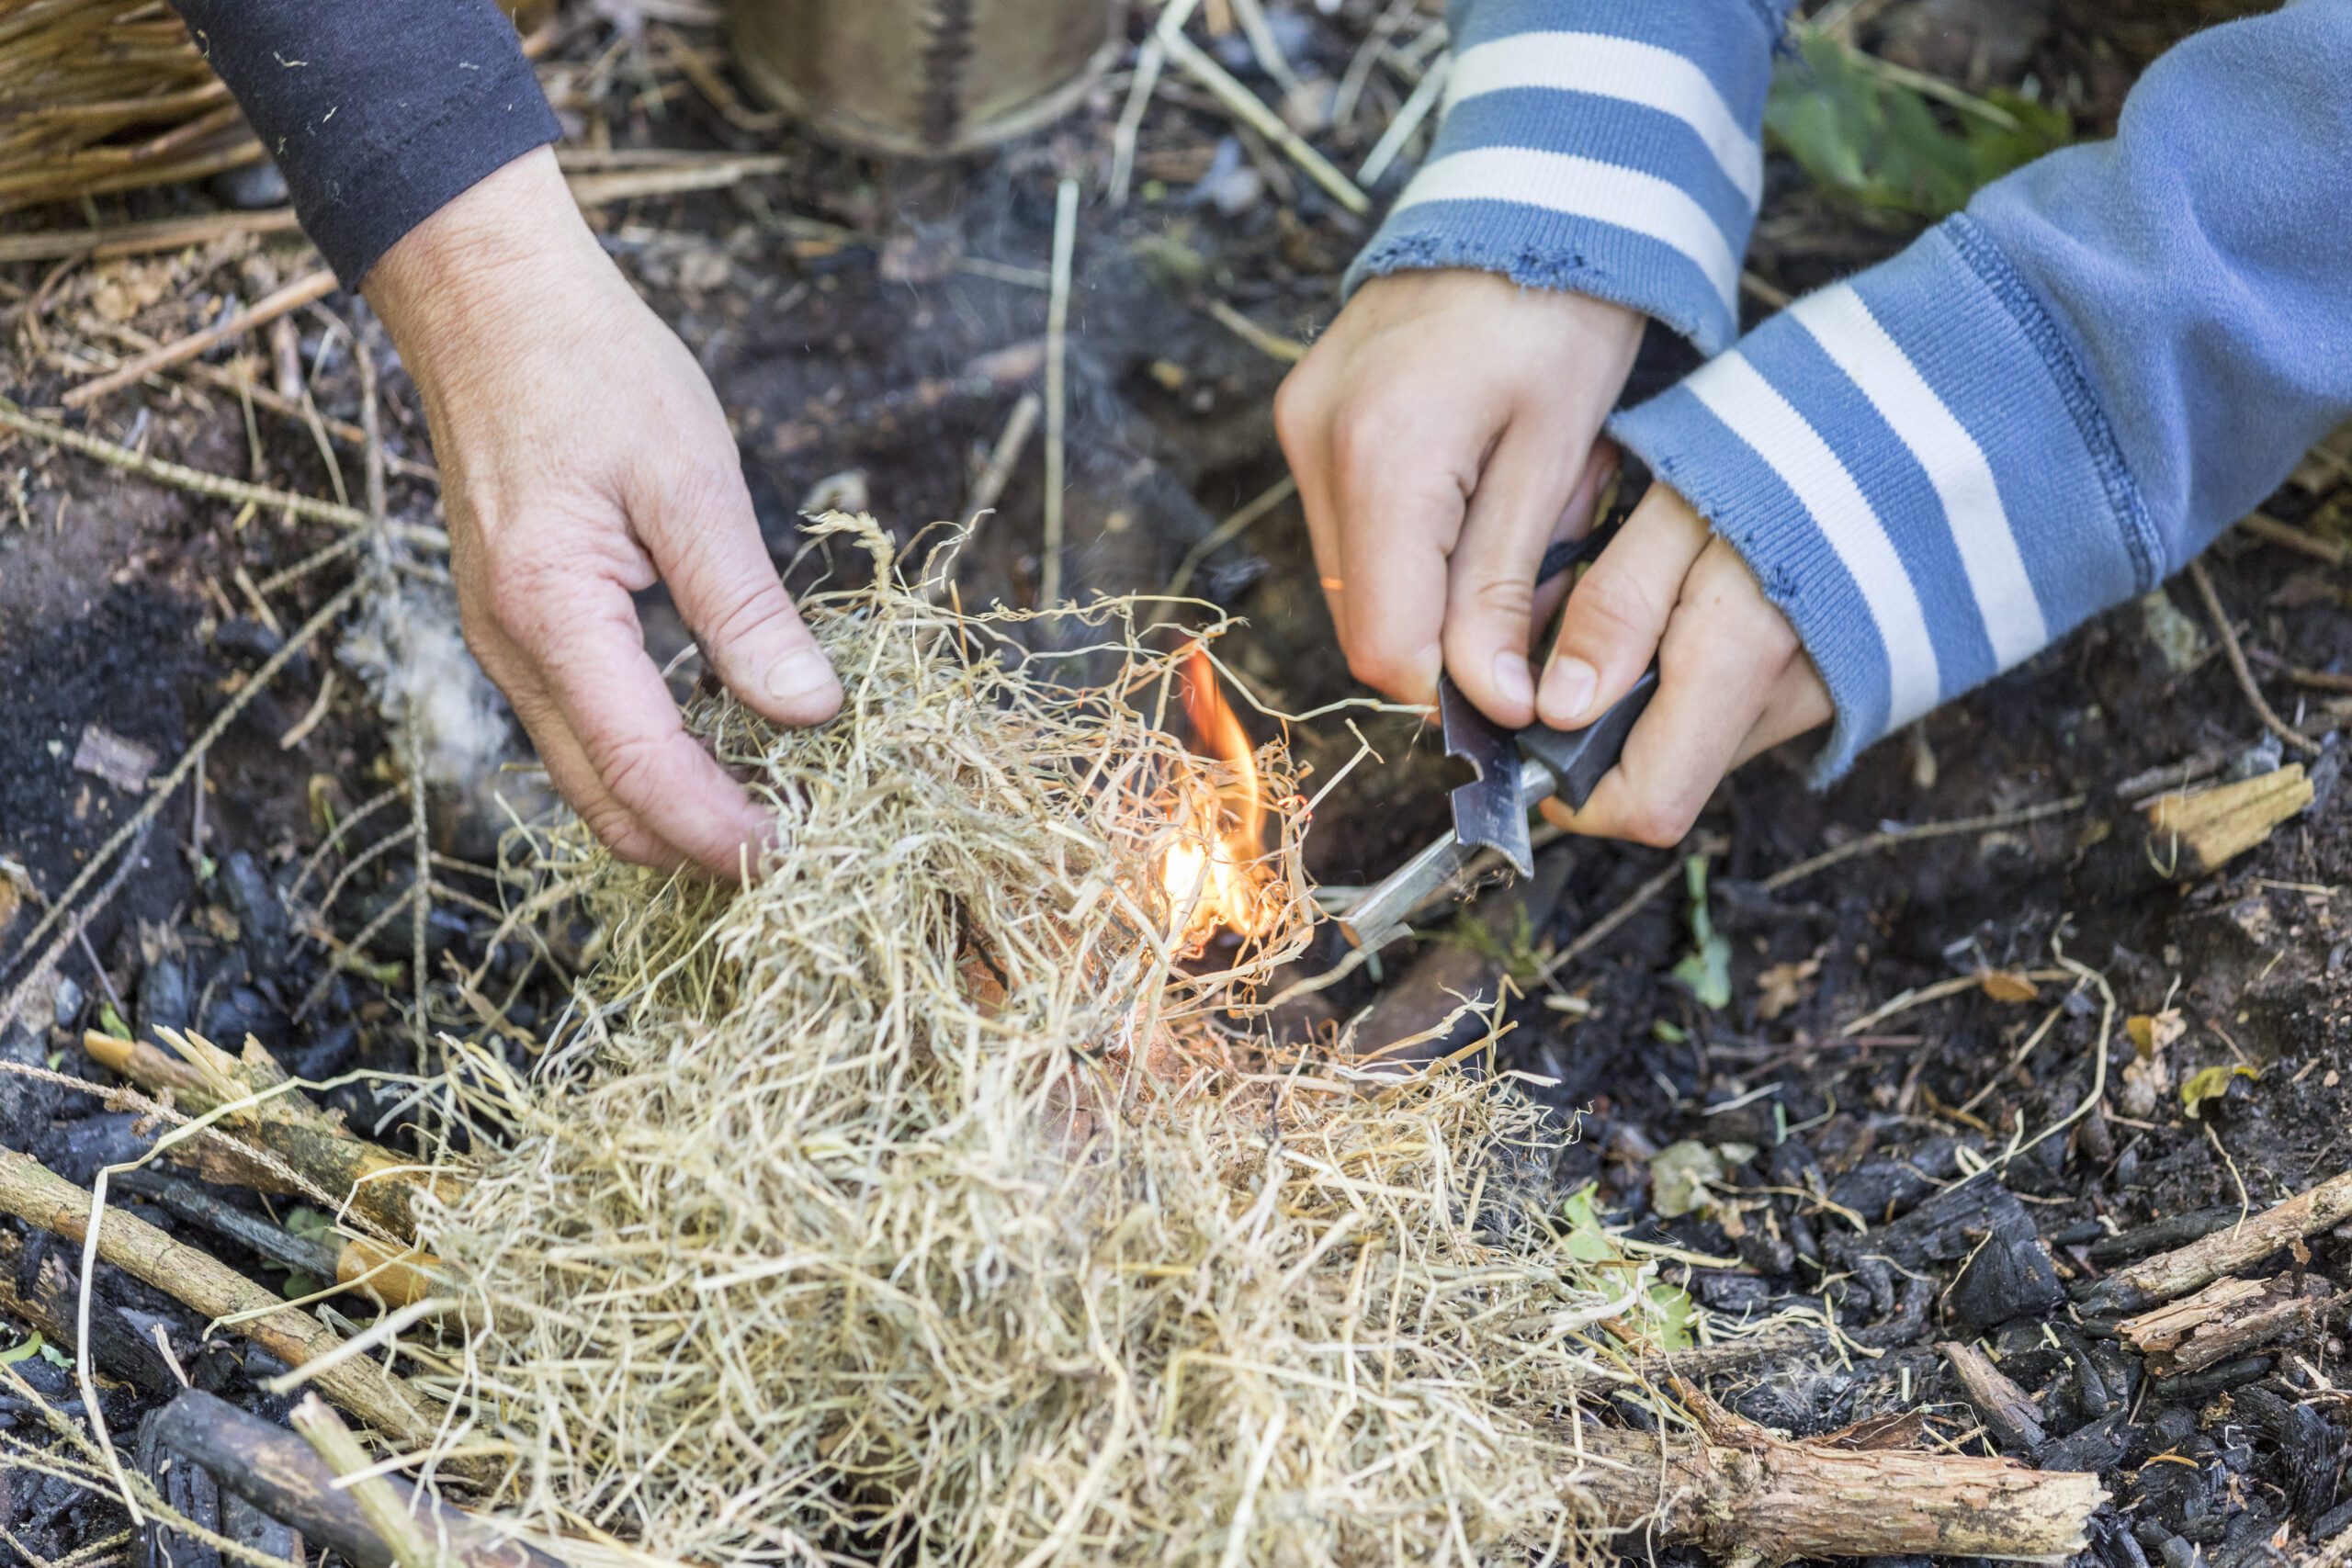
1336,668,1659,950
1442,677,1534,876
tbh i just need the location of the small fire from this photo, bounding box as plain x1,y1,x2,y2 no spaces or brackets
1161,645,1275,943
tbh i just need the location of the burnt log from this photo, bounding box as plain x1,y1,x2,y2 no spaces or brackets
152,1391,566,1568
2082,1168,2352,1315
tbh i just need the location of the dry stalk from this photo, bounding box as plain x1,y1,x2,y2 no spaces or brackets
397,515,1637,1567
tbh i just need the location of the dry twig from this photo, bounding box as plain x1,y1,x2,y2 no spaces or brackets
1761,793,2089,892
2185,557,2319,755
1040,177,1079,607
63,270,338,408
1155,17,1370,214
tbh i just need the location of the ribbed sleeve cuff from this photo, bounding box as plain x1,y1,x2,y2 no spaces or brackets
291,51,560,286
1343,0,1781,355
1611,214,2157,779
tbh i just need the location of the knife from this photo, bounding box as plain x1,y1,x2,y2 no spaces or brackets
1337,532,1658,951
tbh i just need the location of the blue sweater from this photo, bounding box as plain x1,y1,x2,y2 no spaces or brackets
1352,0,2352,778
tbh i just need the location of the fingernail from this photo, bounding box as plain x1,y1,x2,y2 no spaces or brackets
1489,650,1534,713
764,648,838,707
1540,656,1598,725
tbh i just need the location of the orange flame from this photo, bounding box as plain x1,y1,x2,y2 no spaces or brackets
1162,645,1274,943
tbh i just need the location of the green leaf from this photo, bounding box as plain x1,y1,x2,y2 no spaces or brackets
1643,1281,1698,1352
37,1341,70,1369
1766,32,2070,218
1650,1139,1726,1220
1669,854,1733,1010
2180,1063,2258,1119
1556,1185,1618,1264
97,1002,129,1040
282,1270,323,1300
0,1332,43,1365
284,1205,337,1245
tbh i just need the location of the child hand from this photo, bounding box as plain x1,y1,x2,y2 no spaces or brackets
1534,483,1833,846
1275,270,1645,726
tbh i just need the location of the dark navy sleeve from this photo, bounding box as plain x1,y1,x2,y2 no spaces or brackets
170,0,562,285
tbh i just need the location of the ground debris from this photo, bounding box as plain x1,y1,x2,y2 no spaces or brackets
69,726,154,794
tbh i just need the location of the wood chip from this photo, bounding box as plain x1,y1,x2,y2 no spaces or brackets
72,726,156,794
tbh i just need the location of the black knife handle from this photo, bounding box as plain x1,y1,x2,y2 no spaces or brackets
1513,666,1660,812
1533,523,1617,588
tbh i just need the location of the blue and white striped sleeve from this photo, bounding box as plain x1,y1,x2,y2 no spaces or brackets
1344,0,1800,356
1612,0,2352,779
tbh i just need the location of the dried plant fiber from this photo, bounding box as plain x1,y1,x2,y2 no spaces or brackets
408,517,1646,1567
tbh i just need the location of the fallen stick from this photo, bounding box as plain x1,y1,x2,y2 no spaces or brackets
0,1145,442,1453
2082,1167,2352,1315
0,208,305,266
81,1030,458,1240
1761,794,2088,893
0,156,792,266
0,400,448,549
2186,558,2319,756
1571,1384,2104,1561
1039,176,1078,609
2238,509,2350,568
156,1391,561,1568
119,1168,439,1310
1940,1340,2047,1451
64,270,338,408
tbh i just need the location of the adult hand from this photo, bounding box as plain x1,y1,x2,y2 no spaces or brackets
1534,483,1833,846
367,147,841,876
1274,269,1645,726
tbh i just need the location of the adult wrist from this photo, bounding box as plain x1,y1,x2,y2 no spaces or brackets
364,147,605,386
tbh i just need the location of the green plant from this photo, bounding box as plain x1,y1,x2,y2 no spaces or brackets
1766,30,2070,219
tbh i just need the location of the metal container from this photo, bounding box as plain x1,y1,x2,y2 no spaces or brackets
729,0,1125,157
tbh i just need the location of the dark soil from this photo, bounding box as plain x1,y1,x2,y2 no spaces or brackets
4,1,2350,1565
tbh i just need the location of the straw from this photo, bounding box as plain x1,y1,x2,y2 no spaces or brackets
399,516,1644,1568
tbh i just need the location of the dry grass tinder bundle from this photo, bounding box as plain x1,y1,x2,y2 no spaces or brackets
411,518,1643,1567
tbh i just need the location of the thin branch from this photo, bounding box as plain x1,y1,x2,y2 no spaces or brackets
62,270,338,408
2185,558,2318,755
0,400,447,549
1040,177,1080,609
1761,794,2089,893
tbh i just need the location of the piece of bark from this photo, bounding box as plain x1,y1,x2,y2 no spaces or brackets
2076,764,2312,901
1941,1339,2048,1451
153,1391,564,1568
2116,1272,2335,1376
73,726,158,794
2081,1168,2352,1315
1566,1381,2103,1562
0,1144,443,1455
82,1029,458,1240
